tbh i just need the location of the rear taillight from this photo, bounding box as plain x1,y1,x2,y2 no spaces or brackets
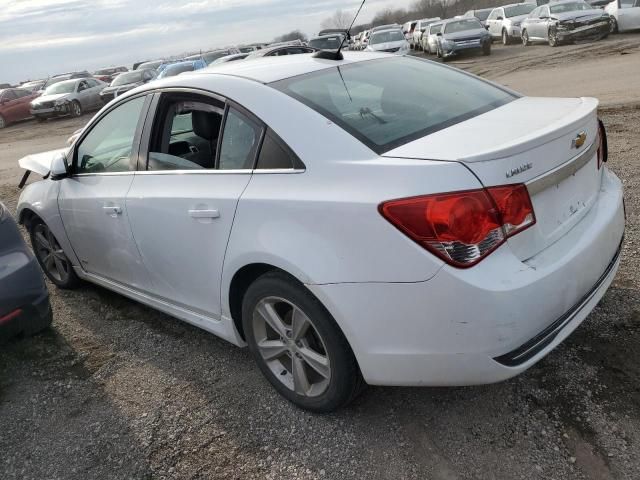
379,184,535,268
597,119,608,170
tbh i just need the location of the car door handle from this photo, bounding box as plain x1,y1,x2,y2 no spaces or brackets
103,206,122,215
188,209,220,219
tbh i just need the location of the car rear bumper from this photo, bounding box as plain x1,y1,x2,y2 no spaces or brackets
308,167,624,386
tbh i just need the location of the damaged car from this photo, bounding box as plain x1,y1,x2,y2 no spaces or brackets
100,68,157,104
521,0,611,46
30,78,106,120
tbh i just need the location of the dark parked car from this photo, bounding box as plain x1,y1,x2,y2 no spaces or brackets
0,88,39,129
436,18,492,60
0,201,52,341
93,66,128,83
100,68,157,103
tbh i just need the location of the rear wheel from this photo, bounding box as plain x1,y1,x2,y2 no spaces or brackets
35,115,46,123
0,114,5,129
29,219,81,289
522,29,530,47
242,272,363,412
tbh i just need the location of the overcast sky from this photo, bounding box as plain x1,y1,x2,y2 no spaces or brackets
1,0,416,84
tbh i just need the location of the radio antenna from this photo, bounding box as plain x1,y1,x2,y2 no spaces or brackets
313,0,367,61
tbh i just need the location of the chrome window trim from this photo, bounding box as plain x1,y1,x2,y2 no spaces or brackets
526,139,598,196
135,169,253,175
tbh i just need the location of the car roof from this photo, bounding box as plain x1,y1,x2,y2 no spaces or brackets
192,51,391,84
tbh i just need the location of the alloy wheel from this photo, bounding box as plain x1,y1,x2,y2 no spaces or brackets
33,223,71,283
502,30,509,45
609,17,618,34
72,101,82,117
548,29,558,47
252,296,331,397
0,115,5,129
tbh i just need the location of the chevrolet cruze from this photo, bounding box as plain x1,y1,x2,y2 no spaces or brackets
16,53,625,412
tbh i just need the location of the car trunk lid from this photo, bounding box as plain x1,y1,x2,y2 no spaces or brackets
383,96,603,261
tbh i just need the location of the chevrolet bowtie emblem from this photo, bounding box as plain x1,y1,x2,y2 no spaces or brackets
572,131,587,149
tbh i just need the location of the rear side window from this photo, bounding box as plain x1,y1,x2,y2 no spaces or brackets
272,57,515,154
256,130,301,170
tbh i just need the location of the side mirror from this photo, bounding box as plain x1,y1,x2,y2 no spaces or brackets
420,28,426,32
436,32,443,36
485,25,490,30
497,16,504,20
50,153,69,180
539,15,548,19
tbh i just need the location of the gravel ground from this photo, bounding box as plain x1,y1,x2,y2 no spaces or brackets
1,35,640,480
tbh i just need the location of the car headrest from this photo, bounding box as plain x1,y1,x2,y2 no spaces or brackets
192,110,222,141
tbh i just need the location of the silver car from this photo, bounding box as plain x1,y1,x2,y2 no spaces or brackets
486,3,536,45
421,21,444,54
521,0,611,47
30,78,106,120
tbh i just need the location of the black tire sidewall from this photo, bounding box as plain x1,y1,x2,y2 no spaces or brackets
242,272,361,412
72,101,82,117
29,219,80,289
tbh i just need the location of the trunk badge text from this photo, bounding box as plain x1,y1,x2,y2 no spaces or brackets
506,163,533,179
572,131,587,149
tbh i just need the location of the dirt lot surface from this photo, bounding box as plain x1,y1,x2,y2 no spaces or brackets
2,35,640,480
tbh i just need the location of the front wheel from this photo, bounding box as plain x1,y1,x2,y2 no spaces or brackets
548,28,559,47
242,272,363,412
0,114,5,129
522,29,530,47
70,100,82,117
483,41,492,56
502,29,511,45
29,219,81,289
609,17,618,34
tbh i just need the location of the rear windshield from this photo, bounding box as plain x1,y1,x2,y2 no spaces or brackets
309,36,344,50
370,30,405,44
272,57,515,154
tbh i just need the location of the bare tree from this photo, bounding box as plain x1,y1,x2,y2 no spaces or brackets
273,30,308,43
321,9,352,30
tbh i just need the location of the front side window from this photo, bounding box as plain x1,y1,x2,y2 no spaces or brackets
620,0,635,7
273,57,515,154
75,96,146,174
430,24,443,34
77,81,88,92
218,107,262,170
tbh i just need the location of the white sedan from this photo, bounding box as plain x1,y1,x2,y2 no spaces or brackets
16,52,625,412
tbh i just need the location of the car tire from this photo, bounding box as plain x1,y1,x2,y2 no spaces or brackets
24,307,53,337
242,271,364,413
483,41,492,56
0,114,5,129
548,28,559,47
35,115,46,123
502,29,511,46
522,30,530,47
609,17,618,34
29,218,81,289
70,100,82,117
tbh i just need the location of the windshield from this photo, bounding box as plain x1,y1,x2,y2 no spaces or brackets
202,51,229,64
273,57,514,154
158,64,194,78
44,81,76,95
444,19,482,33
309,35,345,49
550,1,591,13
370,30,405,44
504,4,535,17
112,71,144,86
137,61,162,70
